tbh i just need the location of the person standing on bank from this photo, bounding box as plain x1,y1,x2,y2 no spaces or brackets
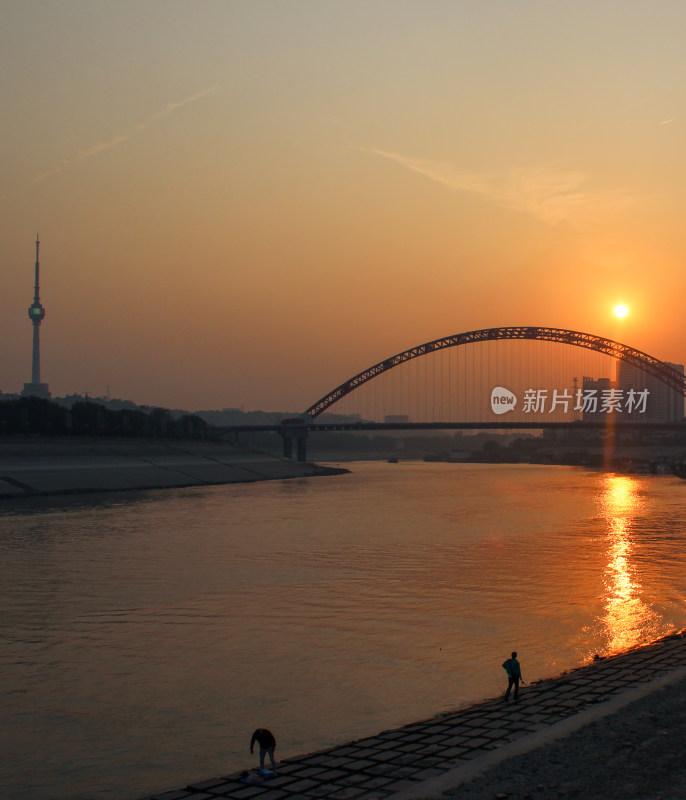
250,728,277,773
502,651,525,701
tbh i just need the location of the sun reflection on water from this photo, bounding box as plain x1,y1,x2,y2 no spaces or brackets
599,475,661,655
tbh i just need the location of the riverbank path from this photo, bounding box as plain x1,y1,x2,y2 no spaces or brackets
133,632,686,800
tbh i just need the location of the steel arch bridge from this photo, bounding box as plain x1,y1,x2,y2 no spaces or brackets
304,326,686,418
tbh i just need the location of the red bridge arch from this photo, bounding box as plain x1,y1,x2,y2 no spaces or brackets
304,327,686,419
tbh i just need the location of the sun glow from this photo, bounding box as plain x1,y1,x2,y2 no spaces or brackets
614,304,628,318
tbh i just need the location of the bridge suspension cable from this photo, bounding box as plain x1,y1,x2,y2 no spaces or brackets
305,327,686,419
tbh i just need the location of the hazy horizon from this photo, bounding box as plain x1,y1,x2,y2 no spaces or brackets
3,1,686,411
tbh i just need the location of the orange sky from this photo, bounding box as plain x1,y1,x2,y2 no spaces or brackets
2,1,686,412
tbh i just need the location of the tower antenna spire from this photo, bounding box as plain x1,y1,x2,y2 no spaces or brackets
22,236,50,399
34,234,41,303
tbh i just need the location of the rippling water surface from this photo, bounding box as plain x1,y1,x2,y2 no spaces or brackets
2,462,686,800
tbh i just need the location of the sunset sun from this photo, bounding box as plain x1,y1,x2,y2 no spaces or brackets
614,304,628,318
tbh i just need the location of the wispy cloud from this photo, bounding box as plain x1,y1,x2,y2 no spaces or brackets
366,148,635,228
77,135,130,161
34,85,219,183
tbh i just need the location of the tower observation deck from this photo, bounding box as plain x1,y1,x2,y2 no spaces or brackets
22,236,50,399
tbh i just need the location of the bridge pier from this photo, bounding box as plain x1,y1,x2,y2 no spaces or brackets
279,421,308,462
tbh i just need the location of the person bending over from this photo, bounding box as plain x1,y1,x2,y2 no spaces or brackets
250,728,276,773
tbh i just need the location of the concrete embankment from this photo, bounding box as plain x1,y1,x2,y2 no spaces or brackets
132,631,686,800
0,438,346,498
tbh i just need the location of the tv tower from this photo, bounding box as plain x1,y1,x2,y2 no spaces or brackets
22,235,51,399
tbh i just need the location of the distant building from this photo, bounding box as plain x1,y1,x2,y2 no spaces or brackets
581,376,613,424
21,236,50,399
581,363,685,424
666,363,685,421
384,414,410,424
616,361,684,422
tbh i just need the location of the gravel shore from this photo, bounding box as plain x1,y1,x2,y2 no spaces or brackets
402,659,686,800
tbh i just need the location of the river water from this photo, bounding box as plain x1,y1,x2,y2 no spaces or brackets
2,462,686,800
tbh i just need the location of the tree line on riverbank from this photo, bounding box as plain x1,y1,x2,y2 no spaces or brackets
0,396,210,439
